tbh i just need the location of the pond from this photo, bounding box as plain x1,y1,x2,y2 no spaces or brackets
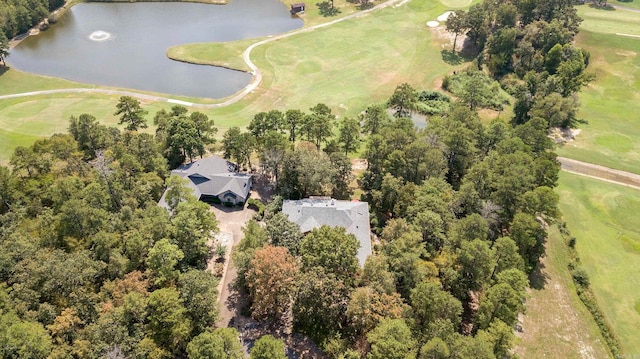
9,0,303,99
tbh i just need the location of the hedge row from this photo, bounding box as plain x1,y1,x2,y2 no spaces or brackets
558,222,622,358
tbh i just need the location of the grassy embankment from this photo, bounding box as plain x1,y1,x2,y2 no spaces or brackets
0,0,469,163
557,172,640,355
556,6,640,174
547,5,640,357
513,224,611,359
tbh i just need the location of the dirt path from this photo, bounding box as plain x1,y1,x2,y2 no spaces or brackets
558,157,640,190
0,0,407,108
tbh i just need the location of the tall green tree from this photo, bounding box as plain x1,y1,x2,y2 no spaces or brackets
409,281,463,338
171,198,218,269
299,225,359,281
114,96,148,131
445,11,468,54
293,267,350,344
388,83,418,118
362,104,392,135
265,212,303,255
146,239,184,287
177,270,219,336
186,328,243,359
285,109,305,142
0,32,9,66
250,335,287,359
367,319,417,359
146,288,192,353
338,117,361,155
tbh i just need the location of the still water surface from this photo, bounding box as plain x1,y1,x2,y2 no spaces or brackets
10,0,302,98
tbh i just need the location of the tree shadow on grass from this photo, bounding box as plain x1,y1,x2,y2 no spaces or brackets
0,66,9,77
316,1,341,16
588,2,616,10
529,259,548,290
357,1,374,10
440,50,466,65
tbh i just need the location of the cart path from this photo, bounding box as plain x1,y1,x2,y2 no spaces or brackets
558,157,640,190
0,0,407,108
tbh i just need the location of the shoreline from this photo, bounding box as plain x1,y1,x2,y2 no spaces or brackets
165,53,251,74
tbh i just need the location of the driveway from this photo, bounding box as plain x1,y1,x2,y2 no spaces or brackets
208,203,255,327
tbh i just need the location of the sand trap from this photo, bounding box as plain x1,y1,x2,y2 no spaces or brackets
437,11,454,22
427,21,440,28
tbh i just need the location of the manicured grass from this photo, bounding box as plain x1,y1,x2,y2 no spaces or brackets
556,9,640,174
166,39,256,73
513,224,610,359
0,67,88,96
611,0,640,10
577,4,640,36
557,171,640,355
243,0,456,115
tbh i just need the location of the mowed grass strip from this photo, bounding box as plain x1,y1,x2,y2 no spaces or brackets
513,225,610,359
557,171,640,355
556,9,640,174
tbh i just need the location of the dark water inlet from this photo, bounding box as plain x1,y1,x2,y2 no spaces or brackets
9,0,303,99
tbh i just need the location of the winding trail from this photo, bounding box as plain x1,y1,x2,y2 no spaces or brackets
558,157,640,190
0,0,406,108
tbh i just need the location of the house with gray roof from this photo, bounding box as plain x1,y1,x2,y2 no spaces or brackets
282,198,372,266
159,156,252,208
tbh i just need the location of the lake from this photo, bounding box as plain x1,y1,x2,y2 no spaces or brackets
9,0,303,98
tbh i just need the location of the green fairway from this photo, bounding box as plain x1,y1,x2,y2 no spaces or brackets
557,172,640,355
556,8,640,174
611,0,640,10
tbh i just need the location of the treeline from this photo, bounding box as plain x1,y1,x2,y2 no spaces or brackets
231,81,562,357
447,0,593,128
0,0,65,39
0,99,226,358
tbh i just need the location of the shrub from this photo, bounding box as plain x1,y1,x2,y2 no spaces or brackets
571,267,590,287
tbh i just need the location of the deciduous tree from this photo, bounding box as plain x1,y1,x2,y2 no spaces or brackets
250,335,287,359
299,225,359,281
246,246,298,328
367,319,417,359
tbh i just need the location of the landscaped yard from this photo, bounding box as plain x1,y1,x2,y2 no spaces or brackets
557,171,640,355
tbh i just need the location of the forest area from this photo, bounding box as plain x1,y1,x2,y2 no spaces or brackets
0,0,66,39
0,0,602,357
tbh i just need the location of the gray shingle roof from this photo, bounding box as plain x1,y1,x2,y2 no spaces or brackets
158,156,251,209
282,198,372,266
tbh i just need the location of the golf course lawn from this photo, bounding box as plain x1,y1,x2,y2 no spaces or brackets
0,0,465,163
557,171,640,355
556,8,640,174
